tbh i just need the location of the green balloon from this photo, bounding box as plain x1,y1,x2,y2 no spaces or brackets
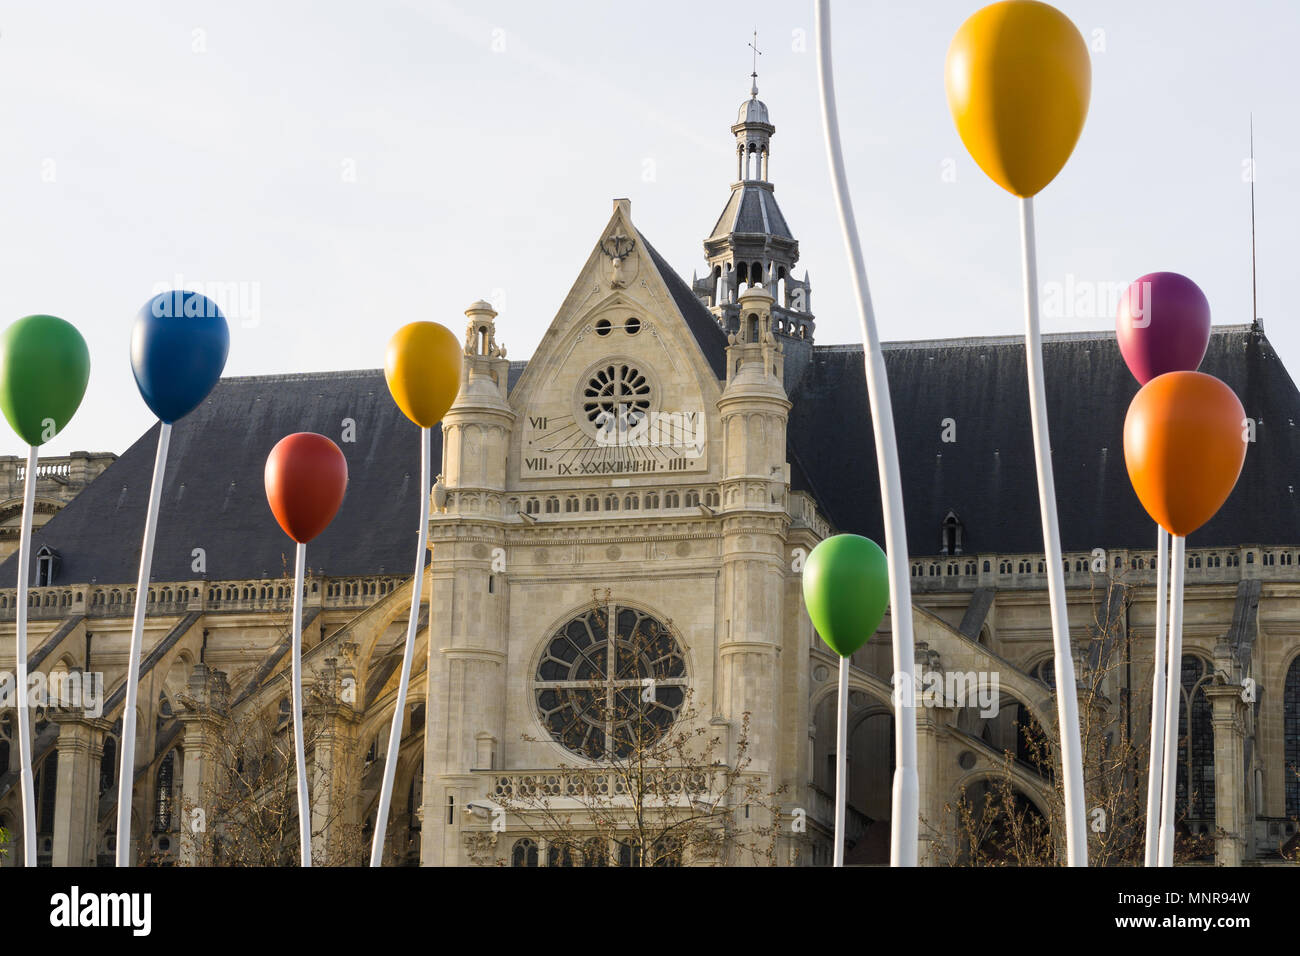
0,315,91,446
802,534,890,658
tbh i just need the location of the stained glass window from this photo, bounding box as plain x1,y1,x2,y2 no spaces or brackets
534,604,687,760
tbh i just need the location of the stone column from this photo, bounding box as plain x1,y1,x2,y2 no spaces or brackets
1206,642,1250,866
176,664,230,866
914,645,949,867
51,708,111,866
309,654,361,866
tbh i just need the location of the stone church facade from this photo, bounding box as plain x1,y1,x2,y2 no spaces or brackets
2,89,1299,867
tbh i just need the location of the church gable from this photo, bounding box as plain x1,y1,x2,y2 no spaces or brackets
506,201,721,485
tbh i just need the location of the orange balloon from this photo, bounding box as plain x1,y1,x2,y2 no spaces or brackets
1123,371,1247,536
945,1,1091,197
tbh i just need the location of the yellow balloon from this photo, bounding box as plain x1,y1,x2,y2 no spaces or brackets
945,0,1091,197
384,321,463,427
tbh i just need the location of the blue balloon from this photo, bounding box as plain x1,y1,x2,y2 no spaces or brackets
130,291,230,423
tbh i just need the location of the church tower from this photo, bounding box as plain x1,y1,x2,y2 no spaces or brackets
693,62,815,346
715,283,792,789
421,300,515,866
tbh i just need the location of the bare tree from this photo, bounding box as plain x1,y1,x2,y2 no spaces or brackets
928,569,1212,865
162,676,364,867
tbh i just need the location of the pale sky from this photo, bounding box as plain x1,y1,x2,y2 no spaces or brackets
2,0,1296,457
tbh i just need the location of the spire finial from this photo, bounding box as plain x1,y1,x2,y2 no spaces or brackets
1250,113,1258,325
748,30,761,98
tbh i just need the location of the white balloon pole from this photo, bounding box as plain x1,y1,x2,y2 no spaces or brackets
291,540,311,866
1143,526,1169,865
116,421,171,867
1158,533,1186,867
832,656,849,867
815,0,918,867
1018,196,1088,866
14,445,39,866
370,425,431,866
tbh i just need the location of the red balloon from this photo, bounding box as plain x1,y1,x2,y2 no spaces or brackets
1123,372,1247,537
264,433,348,543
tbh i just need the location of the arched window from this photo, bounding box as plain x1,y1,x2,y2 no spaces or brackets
36,750,59,839
525,498,540,515
408,761,424,836
36,546,58,587
582,837,609,867
604,494,620,511
1285,656,1300,818
664,491,679,508
983,561,991,573
1033,658,1056,691
533,604,687,760
645,492,660,509
705,490,719,508
1176,656,1215,821
684,490,700,507
547,841,577,867
100,736,117,795
625,494,639,510
616,836,681,867
565,496,579,513
511,838,538,867
1014,703,1051,775
585,496,599,512
544,497,559,514
940,511,963,555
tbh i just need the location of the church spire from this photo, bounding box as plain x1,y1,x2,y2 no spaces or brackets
692,58,815,344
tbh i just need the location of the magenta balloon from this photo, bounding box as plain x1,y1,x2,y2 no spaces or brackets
1115,272,1211,385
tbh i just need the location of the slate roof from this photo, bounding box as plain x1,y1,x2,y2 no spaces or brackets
788,323,1300,554
1,365,525,587
639,232,730,380
708,183,793,241
7,247,1296,590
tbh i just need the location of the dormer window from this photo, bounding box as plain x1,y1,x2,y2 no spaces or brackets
36,546,59,587
940,511,964,556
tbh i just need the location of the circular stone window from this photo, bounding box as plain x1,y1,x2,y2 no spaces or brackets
595,318,612,336
624,316,641,335
534,604,687,759
581,362,651,429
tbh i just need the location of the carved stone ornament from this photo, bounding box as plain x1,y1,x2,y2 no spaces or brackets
600,233,637,289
